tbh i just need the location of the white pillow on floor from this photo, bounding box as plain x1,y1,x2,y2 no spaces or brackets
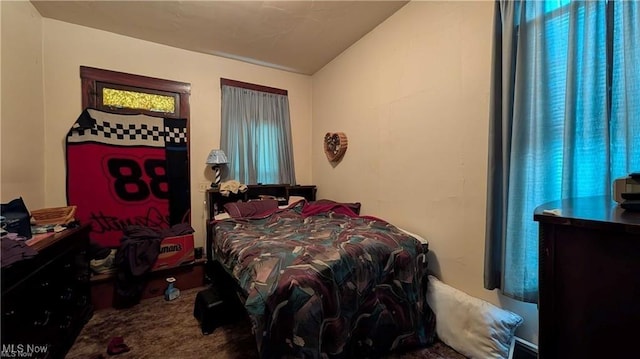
426,275,523,359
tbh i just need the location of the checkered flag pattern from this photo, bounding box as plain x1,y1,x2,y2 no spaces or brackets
83,121,164,141
68,121,164,147
67,109,186,148
165,125,187,145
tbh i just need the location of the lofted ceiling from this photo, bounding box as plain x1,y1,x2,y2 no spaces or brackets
31,0,409,75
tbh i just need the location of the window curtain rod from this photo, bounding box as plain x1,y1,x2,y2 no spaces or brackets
220,78,287,96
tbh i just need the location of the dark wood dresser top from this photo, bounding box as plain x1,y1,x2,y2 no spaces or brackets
535,196,640,358
534,195,640,233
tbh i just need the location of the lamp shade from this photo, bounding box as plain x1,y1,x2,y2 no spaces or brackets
206,149,228,165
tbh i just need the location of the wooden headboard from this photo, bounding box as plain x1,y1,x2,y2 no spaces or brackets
207,184,317,216
207,184,287,216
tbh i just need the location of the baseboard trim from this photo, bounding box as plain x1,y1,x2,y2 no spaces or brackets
513,337,538,359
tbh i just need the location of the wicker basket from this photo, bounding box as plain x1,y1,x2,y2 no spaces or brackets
31,206,77,225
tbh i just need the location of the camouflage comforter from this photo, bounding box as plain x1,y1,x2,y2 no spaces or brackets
212,202,436,358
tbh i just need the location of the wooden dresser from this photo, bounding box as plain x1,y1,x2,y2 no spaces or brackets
1,225,93,359
534,196,640,359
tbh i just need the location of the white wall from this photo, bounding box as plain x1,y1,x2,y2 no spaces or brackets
311,1,538,344
0,1,45,209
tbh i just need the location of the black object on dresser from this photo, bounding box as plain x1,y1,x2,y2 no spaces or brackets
1,224,93,359
534,196,640,359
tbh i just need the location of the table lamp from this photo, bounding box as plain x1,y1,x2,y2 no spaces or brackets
206,149,228,188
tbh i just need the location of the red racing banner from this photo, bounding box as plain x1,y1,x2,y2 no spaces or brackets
66,109,189,248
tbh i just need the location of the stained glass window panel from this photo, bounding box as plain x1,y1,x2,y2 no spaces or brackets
102,88,175,113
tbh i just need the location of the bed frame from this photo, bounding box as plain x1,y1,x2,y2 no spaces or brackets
204,188,443,357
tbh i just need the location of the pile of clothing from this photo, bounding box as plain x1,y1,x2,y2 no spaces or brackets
219,180,248,197
1,232,37,268
112,223,195,308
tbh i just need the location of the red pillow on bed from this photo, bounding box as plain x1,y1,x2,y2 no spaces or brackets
224,199,279,218
312,199,362,215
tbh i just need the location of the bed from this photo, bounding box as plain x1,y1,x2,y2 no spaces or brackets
207,197,437,358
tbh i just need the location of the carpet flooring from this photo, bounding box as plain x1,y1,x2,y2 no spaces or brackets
66,287,465,359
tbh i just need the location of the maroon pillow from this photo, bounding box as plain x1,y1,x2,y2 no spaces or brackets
312,199,361,215
223,199,279,218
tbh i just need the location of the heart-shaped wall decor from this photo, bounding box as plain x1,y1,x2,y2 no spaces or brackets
324,132,348,162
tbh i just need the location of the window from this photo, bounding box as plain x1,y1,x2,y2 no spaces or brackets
485,0,640,302
101,86,176,114
220,78,296,185
80,66,190,120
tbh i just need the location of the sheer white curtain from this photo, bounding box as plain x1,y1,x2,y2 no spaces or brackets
220,85,296,185
485,0,640,302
